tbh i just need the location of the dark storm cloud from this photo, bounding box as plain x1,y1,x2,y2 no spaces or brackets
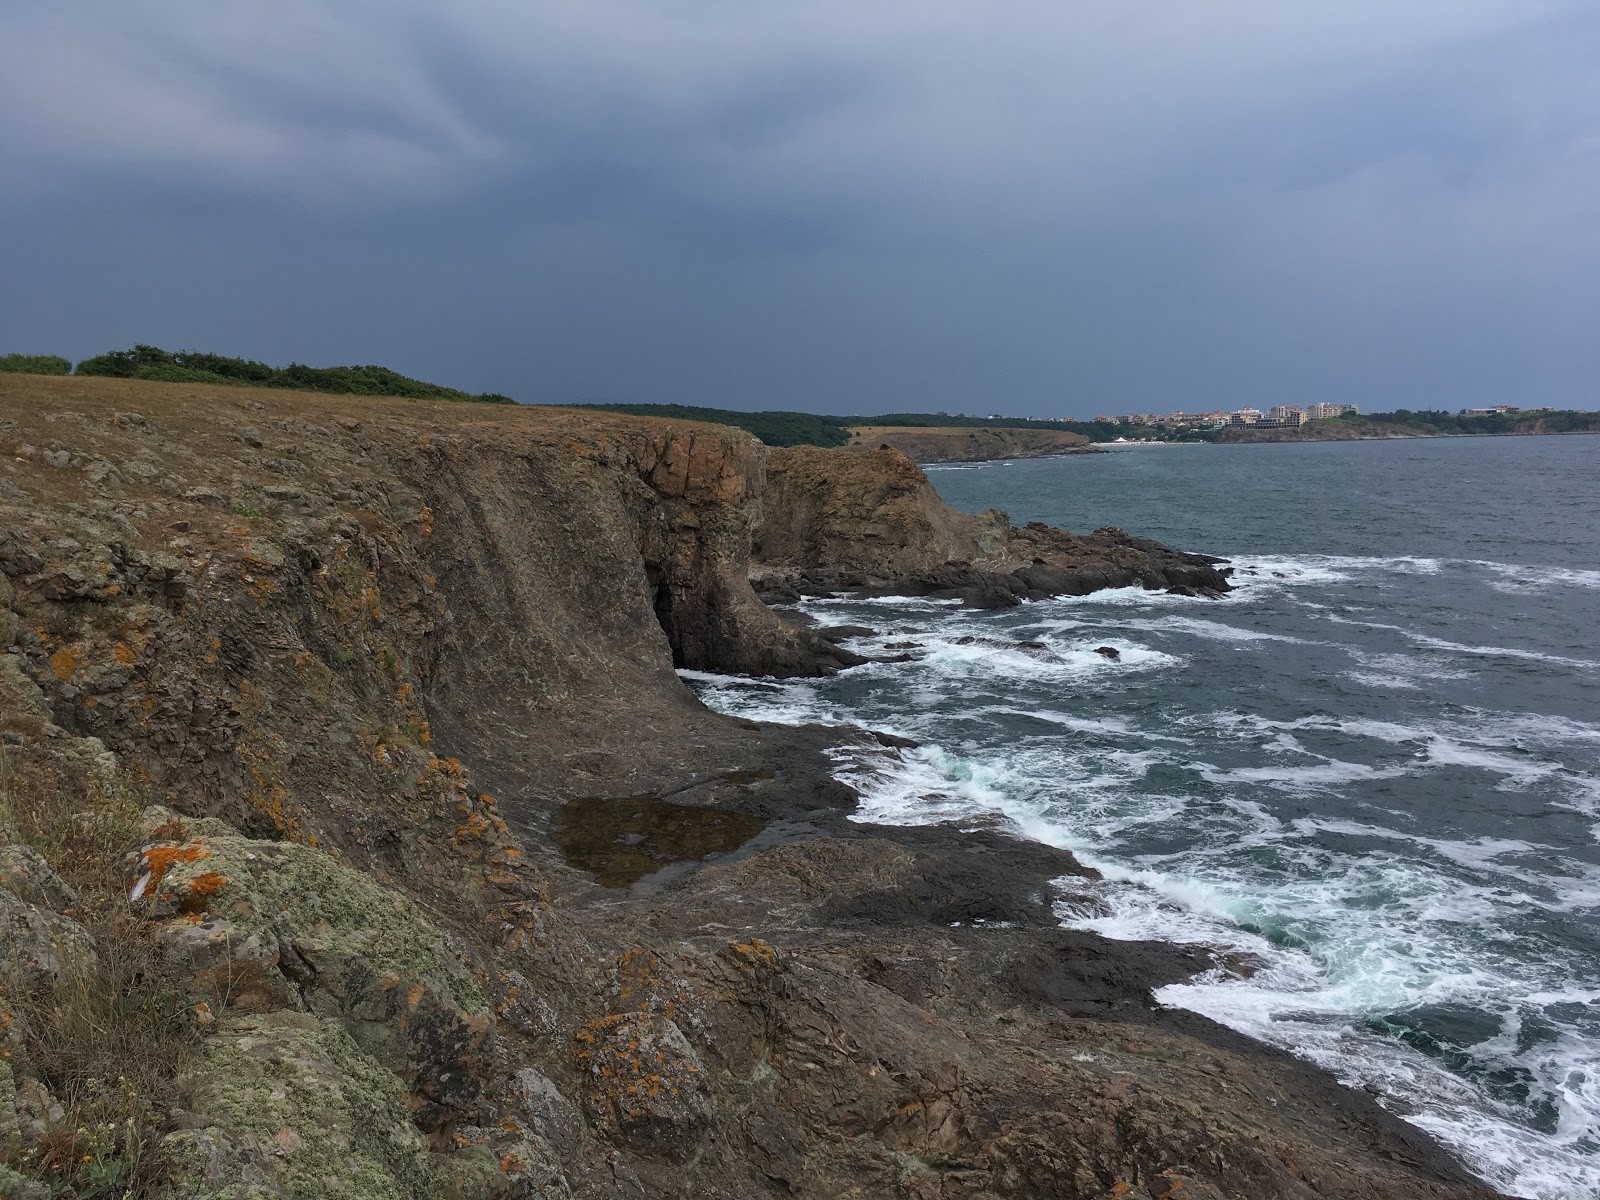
3,1,1597,414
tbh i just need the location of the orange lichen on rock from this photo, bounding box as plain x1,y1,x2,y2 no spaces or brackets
185,871,227,898
49,644,81,681
142,843,209,887
729,938,779,969
149,819,189,842
176,870,228,914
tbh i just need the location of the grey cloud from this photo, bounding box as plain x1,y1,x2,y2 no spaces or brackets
2,1,1597,413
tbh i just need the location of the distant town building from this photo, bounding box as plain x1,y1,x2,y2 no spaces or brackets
1089,404,1359,429
1264,406,1305,427
1462,405,1521,415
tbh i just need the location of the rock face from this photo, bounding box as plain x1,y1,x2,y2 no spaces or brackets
845,425,1100,463
754,446,1232,606
0,375,1500,1200
1218,421,1432,443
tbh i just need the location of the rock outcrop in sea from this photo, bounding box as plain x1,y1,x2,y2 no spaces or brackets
0,374,1498,1199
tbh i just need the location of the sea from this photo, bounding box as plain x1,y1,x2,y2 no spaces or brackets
682,435,1600,1200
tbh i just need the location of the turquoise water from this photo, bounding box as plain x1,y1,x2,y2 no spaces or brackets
688,435,1600,1198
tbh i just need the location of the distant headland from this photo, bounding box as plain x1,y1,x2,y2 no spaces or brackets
6,347,1596,462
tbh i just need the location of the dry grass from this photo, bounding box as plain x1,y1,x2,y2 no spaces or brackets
0,749,193,1198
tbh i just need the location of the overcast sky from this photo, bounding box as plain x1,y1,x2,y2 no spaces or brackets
4,2,1597,416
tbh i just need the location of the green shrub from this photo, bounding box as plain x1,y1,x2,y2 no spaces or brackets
0,354,71,375
72,345,518,405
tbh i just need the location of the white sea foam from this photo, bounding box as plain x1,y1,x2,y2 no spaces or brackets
1229,554,1445,588
797,593,966,609
829,624,1187,686
1052,836,1600,1197
680,574,1600,1198
1407,632,1600,671
1325,615,1600,671
1344,670,1422,689
802,724,1600,1198
980,706,1193,744
675,669,858,730
1198,758,1414,791
1472,560,1600,594
1109,614,1317,644
1344,650,1475,686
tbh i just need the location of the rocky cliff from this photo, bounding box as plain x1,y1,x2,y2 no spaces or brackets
846,425,1099,463
1217,422,1431,443
754,446,1231,608
0,375,1498,1200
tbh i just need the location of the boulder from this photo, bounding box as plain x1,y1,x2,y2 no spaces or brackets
138,815,493,1131
0,844,79,912
507,1068,584,1159
573,1012,710,1161
164,1012,476,1200
0,845,92,984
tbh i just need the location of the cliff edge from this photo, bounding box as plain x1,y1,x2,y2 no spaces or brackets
846,425,1100,463
0,375,1496,1200
755,445,1230,608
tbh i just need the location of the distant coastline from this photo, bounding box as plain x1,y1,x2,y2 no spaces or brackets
1218,420,1600,444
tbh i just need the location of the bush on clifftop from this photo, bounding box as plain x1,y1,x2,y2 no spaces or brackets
0,354,71,376
71,346,517,405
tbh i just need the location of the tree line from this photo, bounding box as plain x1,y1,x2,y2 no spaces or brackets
1,346,514,405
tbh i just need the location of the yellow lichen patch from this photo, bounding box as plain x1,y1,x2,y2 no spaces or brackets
241,572,279,608
237,732,311,843
572,1011,704,1136
49,644,82,681
614,948,691,1020
729,938,779,969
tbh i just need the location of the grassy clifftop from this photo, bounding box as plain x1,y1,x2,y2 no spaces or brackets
3,345,515,405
